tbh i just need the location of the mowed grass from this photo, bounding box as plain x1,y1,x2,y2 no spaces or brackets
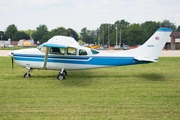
0,57,180,120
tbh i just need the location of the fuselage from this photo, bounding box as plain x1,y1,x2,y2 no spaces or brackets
11,46,149,70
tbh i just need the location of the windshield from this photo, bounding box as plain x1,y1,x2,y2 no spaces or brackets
37,44,43,50
91,49,99,54
37,44,47,53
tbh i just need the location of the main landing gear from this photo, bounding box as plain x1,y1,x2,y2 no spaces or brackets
23,67,67,80
57,68,67,80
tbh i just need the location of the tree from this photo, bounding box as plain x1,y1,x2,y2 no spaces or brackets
5,24,18,40
99,24,109,45
114,20,130,45
125,24,147,45
115,19,130,28
67,28,79,41
177,26,180,31
80,27,94,43
141,21,160,41
14,31,30,40
161,20,176,30
0,31,8,40
23,29,35,38
32,24,48,43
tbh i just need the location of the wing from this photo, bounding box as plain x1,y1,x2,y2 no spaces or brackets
43,43,68,48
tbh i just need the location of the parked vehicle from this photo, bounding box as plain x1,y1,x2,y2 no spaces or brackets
123,45,130,50
114,45,121,50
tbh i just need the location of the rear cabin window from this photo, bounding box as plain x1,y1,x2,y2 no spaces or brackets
67,47,77,55
79,49,87,55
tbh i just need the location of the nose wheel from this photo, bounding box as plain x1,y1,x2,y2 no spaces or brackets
24,67,32,78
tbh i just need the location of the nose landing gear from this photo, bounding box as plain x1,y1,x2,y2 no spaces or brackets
24,67,33,78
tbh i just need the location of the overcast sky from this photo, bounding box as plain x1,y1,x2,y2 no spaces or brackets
0,0,179,32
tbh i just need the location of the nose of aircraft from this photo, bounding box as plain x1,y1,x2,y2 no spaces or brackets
7,51,14,70
7,51,13,57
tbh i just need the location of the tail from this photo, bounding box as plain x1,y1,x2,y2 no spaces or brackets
123,28,173,61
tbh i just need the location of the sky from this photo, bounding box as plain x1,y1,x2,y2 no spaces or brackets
0,0,180,33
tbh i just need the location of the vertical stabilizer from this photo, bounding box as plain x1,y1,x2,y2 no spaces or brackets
124,28,172,59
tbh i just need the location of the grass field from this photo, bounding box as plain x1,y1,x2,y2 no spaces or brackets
0,57,180,120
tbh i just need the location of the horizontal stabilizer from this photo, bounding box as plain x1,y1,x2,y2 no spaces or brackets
134,56,157,62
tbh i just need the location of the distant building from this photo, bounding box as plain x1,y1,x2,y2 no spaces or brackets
17,39,34,47
0,40,10,47
166,32,180,50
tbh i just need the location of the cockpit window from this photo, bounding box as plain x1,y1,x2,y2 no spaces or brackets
91,49,99,54
49,47,65,55
37,45,65,55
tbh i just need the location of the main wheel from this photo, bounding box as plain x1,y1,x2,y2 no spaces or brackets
24,73,31,78
57,74,65,80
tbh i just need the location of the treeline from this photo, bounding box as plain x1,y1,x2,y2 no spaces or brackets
80,20,179,46
0,19,179,46
0,24,78,44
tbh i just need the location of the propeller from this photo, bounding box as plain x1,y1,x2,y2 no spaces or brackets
12,45,14,71
7,44,14,71
7,50,14,71
11,52,14,71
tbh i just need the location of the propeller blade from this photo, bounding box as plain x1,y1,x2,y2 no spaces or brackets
12,45,14,71
11,52,14,71
7,45,14,71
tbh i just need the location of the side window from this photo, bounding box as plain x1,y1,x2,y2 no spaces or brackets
49,47,65,55
50,48,60,53
67,47,76,55
79,49,87,55
59,48,65,55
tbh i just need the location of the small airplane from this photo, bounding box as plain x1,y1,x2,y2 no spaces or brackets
86,44,100,49
8,27,172,80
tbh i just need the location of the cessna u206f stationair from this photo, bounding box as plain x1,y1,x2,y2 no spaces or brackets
8,28,172,80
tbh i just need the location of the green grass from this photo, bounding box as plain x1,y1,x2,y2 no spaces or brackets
0,57,180,120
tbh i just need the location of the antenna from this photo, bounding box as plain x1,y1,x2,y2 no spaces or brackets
164,12,167,28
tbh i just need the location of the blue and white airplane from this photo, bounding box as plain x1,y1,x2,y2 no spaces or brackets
8,28,172,80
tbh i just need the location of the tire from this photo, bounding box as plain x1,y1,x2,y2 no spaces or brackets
57,74,65,80
24,73,31,78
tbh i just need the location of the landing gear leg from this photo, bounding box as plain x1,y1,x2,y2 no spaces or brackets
57,68,67,80
24,67,32,78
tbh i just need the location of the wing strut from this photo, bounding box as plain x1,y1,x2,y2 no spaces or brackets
43,47,49,69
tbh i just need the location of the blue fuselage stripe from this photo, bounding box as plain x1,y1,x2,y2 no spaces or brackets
14,54,149,66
